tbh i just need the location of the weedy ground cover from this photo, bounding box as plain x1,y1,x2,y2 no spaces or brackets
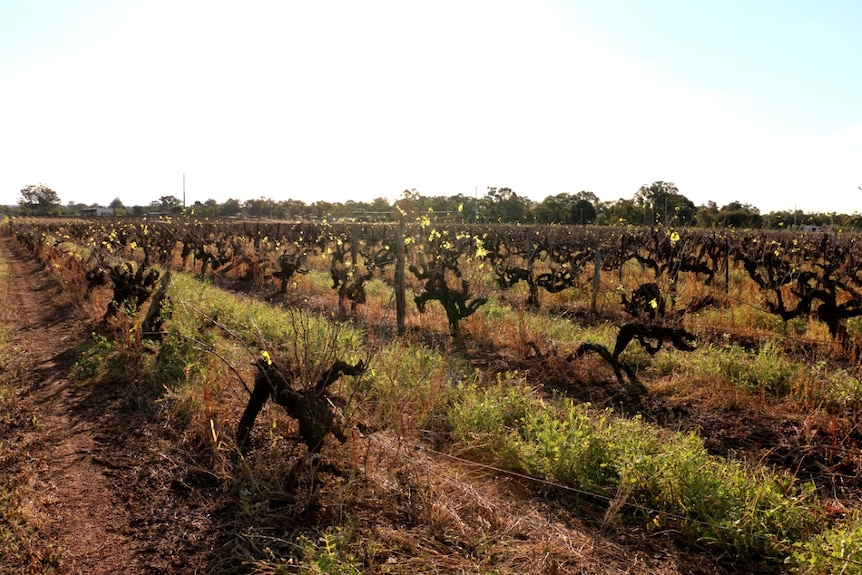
85,268,862,572
8,218,862,573
447,376,819,560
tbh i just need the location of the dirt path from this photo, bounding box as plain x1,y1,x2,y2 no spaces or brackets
1,237,148,574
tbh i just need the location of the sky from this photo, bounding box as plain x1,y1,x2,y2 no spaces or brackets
1,0,860,214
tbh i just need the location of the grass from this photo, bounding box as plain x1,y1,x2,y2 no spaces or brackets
790,515,862,574
653,341,801,397
292,528,363,575
161,271,365,369
447,376,819,560
650,341,862,411
362,338,470,434
10,219,862,573
145,249,862,571
470,295,592,353
146,271,480,571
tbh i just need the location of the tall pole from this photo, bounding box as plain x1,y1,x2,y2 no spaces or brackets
395,221,406,335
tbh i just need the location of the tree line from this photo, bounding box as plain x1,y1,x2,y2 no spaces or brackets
10,181,861,230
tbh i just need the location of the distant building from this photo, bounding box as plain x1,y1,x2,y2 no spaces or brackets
79,206,114,216
798,224,826,232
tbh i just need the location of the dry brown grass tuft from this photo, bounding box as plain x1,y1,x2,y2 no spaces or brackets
344,432,696,575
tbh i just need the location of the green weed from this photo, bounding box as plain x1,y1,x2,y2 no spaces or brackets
154,272,366,397
474,296,590,353
295,528,362,575
447,376,818,559
447,373,537,444
71,332,118,380
790,515,862,574
364,339,468,433
655,341,800,397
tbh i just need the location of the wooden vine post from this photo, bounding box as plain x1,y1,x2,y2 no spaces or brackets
395,220,406,335
350,222,359,276
591,249,602,314
724,236,730,293
619,232,625,283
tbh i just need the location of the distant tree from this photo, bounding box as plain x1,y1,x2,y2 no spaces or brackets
327,201,356,220
189,200,218,217
278,199,309,219
109,197,127,216
481,187,532,223
202,199,220,217
244,197,276,218
156,195,184,213
219,198,243,217
309,201,333,220
573,191,600,205
593,201,611,225
18,184,62,216
762,210,803,229
606,198,641,225
340,199,359,220
401,188,421,201
842,213,862,230
717,201,762,228
393,189,422,219
448,193,478,223
63,201,88,216
693,200,721,227
535,193,574,224
269,201,289,219
634,181,696,225
363,196,392,221
572,199,597,224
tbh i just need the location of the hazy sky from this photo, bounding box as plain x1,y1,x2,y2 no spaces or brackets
1,0,860,213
